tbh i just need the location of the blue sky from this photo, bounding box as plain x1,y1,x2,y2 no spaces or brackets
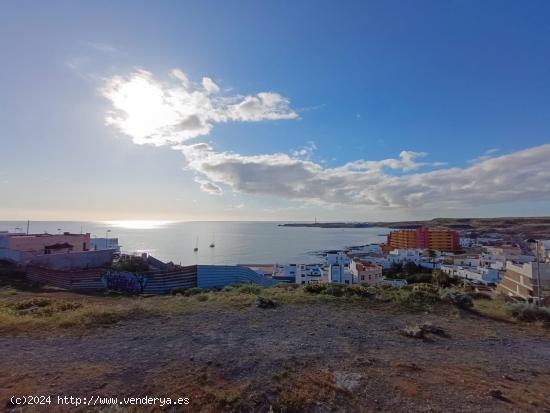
1,0,549,221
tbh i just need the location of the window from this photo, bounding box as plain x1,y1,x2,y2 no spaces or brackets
301,281,305,284
361,276,364,281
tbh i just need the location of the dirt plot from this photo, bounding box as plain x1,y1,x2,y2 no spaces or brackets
1,294,549,413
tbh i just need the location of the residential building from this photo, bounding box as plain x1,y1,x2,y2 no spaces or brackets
0,232,92,263
349,258,383,285
440,264,503,285
273,263,325,284
387,227,460,252
328,263,353,284
496,261,550,302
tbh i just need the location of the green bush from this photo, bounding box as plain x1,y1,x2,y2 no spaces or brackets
345,284,376,298
440,289,473,308
398,287,440,308
406,273,433,284
506,303,550,322
321,284,346,297
303,283,327,294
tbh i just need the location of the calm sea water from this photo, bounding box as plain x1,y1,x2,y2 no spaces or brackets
0,221,390,265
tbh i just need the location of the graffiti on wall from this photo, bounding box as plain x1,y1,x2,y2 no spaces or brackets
101,270,148,294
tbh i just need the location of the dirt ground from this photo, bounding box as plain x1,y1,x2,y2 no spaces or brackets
1,293,549,413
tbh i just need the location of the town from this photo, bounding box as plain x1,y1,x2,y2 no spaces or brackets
1,225,548,305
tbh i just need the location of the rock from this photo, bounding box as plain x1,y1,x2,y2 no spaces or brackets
402,325,425,339
488,389,503,399
421,323,447,336
255,296,276,309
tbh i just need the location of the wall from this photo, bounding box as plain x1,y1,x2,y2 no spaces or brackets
25,264,277,293
29,249,114,270
8,233,91,254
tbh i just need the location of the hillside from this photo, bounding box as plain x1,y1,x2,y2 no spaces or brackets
1,277,549,412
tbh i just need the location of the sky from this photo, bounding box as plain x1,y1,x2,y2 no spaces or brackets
1,0,550,222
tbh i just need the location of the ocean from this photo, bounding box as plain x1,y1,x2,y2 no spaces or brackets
0,221,390,265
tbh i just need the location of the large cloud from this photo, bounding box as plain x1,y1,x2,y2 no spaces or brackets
180,142,550,208
103,68,550,209
103,69,298,146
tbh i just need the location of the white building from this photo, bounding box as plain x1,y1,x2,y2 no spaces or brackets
440,264,503,285
387,249,423,265
328,263,353,284
325,251,350,266
274,263,325,284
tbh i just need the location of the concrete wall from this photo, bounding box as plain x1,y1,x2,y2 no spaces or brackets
29,249,114,270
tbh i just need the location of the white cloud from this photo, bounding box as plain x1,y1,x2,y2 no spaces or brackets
180,143,550,208
194,177,223,195
102,69,298,146
103,68,550,209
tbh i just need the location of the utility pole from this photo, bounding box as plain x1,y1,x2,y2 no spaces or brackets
535,240,542,305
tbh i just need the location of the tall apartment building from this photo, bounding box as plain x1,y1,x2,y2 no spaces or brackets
387,227,460,252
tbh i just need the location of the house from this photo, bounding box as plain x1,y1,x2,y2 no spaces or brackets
328,263,353,284
349,258,383,285
0,232,91,263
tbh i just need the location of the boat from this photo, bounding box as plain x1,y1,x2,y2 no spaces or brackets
209,233,215,248
193,237,199,252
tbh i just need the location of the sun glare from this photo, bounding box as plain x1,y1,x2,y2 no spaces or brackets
104,220,173,229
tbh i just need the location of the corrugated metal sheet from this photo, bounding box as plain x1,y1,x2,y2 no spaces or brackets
26,264,276,293
197,265,278,288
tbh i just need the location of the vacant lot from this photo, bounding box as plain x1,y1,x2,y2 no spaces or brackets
1,283,549,412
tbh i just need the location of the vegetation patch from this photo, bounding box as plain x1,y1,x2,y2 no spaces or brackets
506,303,550,323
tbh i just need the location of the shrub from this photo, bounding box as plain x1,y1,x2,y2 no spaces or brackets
506,303,550,323
441,289,473,308
399,286,440,308
345,284,376,298
183,287,204,296
321,284,346,297
195,294,209,302
432,270,451,287
406,273,433,284
304,284,327,294
12,298,51,310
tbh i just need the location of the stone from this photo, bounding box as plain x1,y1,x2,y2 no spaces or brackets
402,325,425,339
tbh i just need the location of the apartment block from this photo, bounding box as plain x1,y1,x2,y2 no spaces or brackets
387,227,460,252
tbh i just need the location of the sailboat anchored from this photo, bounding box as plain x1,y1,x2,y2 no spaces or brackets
209,233,215,248
193,237,199,252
